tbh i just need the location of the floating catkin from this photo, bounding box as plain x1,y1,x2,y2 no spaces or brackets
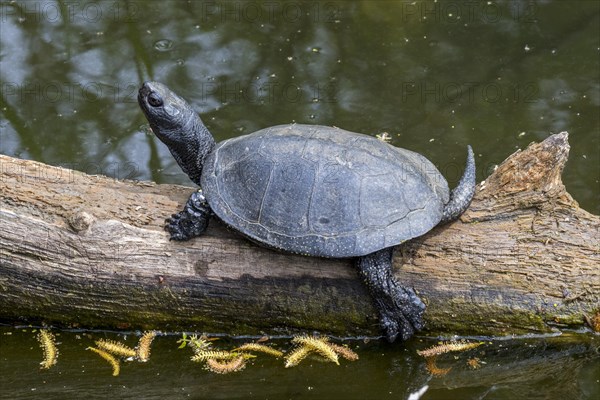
233,343,283,357
191,350,240,363
205,356,246,374
291,336,339,365
37,329,58,369
417,341,482,358
284,346,312,368
328,343,359,361
425,355,452,376
87,347,121,376
95,339,136,358
136,331,157,362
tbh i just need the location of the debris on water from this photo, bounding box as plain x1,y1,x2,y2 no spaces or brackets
233,343,283,357
417,341,482,358
467,357,484,369
136,331,157,362
95,339,136,358
376,132,392,143
291,335,339,365
425,355,451,376
37,330,58,369
206,356,246,374
87,347,120,376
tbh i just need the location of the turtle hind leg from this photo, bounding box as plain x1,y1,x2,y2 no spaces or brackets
166,190,212,241
356,248,425,342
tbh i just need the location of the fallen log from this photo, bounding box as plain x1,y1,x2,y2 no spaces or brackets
0,132,598,337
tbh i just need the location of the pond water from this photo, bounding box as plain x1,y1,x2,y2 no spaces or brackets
1,0,599,399
1,0,598,212
0,327,598,400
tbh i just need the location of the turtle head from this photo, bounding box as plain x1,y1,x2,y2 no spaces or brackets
138,81,215,185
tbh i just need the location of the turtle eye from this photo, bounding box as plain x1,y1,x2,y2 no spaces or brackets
148,92,163,107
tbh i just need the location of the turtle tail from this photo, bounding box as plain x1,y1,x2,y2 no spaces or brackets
440,145,475,224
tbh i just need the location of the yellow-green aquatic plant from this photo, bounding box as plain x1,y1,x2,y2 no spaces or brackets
37,329,58,369
95,339,136,358
284,346,312,368
136,331,157,362
87,347,120,376
327,343,359,361
417,341,482,358
233,343,284,358
291,335,339,365
425,355,451,376
191,350,254,363
205,356,247,374
178,333,215,354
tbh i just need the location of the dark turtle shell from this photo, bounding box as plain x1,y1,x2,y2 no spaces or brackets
201,124,449,258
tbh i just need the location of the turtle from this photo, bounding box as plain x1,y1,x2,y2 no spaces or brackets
138,81,476,342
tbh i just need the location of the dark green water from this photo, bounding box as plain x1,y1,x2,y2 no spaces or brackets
1,0,598,211
0,327,599,400
1,0,599,398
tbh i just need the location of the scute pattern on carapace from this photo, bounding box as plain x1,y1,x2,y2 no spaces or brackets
202,124,449,258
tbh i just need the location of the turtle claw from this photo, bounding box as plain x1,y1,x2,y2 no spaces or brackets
164,191,212,241
379,314,400,343
357,248,426,342
372,284,424,342
380,284,425,342
165,213,190,241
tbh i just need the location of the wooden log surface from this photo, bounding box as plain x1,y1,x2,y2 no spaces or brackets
0,132,598,337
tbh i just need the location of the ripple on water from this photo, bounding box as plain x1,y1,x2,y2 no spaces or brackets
154,39,174,52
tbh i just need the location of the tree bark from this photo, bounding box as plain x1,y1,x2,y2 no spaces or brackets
0,132,598,336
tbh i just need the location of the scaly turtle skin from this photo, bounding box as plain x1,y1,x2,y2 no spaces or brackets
138,81,476,342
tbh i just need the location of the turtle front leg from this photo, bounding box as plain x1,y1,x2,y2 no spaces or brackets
166,190,212,241
356,248,425,342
